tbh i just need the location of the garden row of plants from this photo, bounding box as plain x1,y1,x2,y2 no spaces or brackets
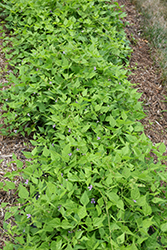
0,0,167,249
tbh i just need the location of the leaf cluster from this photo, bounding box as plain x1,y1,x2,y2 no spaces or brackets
0,0,167,249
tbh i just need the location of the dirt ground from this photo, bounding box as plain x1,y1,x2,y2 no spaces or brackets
0,0,167,248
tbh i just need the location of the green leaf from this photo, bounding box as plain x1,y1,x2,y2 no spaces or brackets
82,89,87,96
87,71,96,79
93,216,105,227
31,177,38,184
61,220,71,229
142,217,153,229
80,191,89,206
131,186,140,200
82,124,90,133
43,146,50,157
161,223,167,232
121,225,134,235
75,230,83,239
66,244,73,250
22,151,32,158
110,223,120,231
97,198,104,207
15,159,23,169
158,143,166,153
0,159,4,164
117,233,125,244
142,202,152,216
37,102,46,112
12,153,17,160
68,174,79,182
106,115,116,127
96,205,102,216
51,240,62,250
31,146,38,156
47,182,56,194
5,212,12,221
4,181,15,190
130,243,138,250
48,218,60,228
105,173,113,186
1,202,8,208
121,143,130,156
106,192,119,203
116,200,124,210
121,110,127,121
18,184,29,199
137,195,146,206
50,150,61,161
62,144,71,162
78,206,87,219
151,184,156,192
95,104,101,111
122,166,131,178
152,197,166,204
132,147,142,157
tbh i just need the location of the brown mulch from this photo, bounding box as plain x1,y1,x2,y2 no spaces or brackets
118,0,167,146
0,0,167,248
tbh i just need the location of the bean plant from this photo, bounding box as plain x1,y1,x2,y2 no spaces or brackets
0,0,167,249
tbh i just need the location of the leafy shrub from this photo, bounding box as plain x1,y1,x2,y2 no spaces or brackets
0,0,167,249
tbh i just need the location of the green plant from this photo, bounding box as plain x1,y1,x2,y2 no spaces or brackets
3,139,167,250
0,0,131,140
0,0,167,249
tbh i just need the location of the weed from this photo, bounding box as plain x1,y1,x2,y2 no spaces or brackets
0,0,167,249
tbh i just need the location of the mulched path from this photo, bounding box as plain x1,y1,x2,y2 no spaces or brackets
0,0,167,248
118,0,167,145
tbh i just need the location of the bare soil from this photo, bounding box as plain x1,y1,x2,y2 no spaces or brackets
0,0,167,248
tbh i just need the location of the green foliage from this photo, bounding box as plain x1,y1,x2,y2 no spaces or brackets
0,0,132,139
0,0,167,249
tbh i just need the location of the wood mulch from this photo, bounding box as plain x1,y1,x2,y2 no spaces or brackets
118,0,167,145
0,0,167,248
